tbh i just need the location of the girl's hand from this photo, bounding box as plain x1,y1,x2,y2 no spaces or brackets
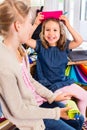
59,15,83,49
55,92,72,102
60,106,71,120
34,12,44,26
59,15,70,27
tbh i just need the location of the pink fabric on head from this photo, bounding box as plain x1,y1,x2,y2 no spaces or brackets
41,11,63,21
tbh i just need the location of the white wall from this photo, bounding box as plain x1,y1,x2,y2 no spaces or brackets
80,21,87,41
43,0,59,11
0,0,4,3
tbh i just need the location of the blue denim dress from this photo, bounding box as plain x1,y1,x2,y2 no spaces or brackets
35,39,74,92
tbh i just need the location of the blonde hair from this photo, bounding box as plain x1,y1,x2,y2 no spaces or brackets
0,0,30,37
40,18,67,50
0,0,31,57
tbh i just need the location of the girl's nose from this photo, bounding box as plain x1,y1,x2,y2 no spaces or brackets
49,30,54,35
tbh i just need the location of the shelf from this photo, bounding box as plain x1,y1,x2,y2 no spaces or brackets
0,119,10,129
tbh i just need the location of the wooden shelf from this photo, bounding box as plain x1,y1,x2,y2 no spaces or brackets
0,121,16,130
80,85,87,90
0,119,9,130
68,60,87,65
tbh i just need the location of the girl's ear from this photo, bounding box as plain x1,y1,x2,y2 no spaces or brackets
14,21,21,32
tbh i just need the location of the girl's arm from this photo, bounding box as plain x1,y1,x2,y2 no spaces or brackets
31,12,44,36
59,15,83,49
26,13,44,49
27,39,36,49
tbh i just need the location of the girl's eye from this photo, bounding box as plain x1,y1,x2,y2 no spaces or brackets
45,29,58,32
46,29,50,31
54,29,57,31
